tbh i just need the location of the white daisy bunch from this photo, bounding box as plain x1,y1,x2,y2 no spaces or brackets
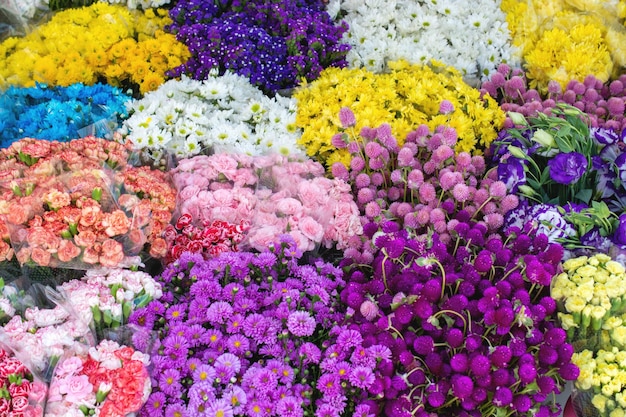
119,71,303,162
101,0,171,9
327,0,520,85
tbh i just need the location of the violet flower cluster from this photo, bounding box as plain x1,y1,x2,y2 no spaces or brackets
328,109,579,416
131,235,389,417
166,0,350,94
480,63,626,133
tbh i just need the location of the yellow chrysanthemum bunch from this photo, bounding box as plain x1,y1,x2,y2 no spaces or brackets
0,4,189,94
294,60,504,169
501,0,626,92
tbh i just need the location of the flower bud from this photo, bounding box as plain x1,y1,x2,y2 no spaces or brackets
531,129,556,148
507,145,528,160
507,111,527,125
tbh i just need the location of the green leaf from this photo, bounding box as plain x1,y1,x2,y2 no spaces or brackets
575,188,593,204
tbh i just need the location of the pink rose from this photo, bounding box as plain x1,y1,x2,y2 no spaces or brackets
58,374,93,403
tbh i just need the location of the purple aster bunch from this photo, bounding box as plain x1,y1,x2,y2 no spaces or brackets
131,235,388,417
166,0,350,94
480,63,626,132
329,109,579,416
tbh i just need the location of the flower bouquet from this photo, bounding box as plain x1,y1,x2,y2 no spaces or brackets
165,0,350,94
0,344,48,416
119,72,303,164
46,338,152,417
0,4,190,95
0,82,130,148
0,137,177,281
161,213,250,264
552,253,626,417
131,235,389,417
327,0,519,84
171,152,362,253
327,109,579,416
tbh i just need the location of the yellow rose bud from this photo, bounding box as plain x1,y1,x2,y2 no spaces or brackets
589,256,601,266
596,254,612,264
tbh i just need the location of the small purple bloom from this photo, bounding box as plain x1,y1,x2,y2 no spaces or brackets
547,152,587,184
287,311,316,337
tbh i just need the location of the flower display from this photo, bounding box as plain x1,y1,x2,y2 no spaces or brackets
0,82,130,148
119,72,303,163
46,338,151,417
0,4,189,94
0,345,48,417
0,137,177,272
325,110,578,415
172,152,362,253
501,0,626,92
47,0,172,10
131,236,388,417
165,0,349,94
327,0,519,84
294,60,505,169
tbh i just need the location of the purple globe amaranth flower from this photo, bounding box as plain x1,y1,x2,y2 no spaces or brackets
547,152,587,185
451,375,474,400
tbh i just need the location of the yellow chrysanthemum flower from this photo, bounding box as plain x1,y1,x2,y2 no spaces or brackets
294,60,503,169
0,4,189,95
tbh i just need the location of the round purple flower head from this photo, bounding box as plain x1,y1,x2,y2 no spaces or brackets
547,152,587,185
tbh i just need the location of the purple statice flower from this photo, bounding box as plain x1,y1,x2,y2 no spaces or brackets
547,152,588,184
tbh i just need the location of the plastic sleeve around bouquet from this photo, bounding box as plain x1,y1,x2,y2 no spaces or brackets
45,324,154,417
0,339,48,416
0,0,50,40
242,153,362,255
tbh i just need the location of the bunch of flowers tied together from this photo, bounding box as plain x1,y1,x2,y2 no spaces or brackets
0,346,47,416
552,254,626,417
0,137,177,270
46,339,151,417
329,108,579,416
131,235,390,417
172,152,361,253
165,0,350,94
162,213,250,264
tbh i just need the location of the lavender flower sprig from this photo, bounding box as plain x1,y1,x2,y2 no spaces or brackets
166,0,350,94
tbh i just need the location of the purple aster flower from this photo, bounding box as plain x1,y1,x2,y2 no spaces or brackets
246,398,271,417
253,368,279,394
206,398,233,417
226,334,250,354
286,310,316,337
227,313,245,334
223,385,247,410
206,301,234,324
165,403,187,417
215,352,242,373
317,373,342,396
189,381,216,408
353,403,376,417
547,152,587,184
166,303,187,321
129,308,155,329
146,392,167,413
159,368,183,396
202,329,223,347
298,342,322,365
349,366,375,389
193,364,216,384
163,334,191,358
275,396,303,417
316,403,341,417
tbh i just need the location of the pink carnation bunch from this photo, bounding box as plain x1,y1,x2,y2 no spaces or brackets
171,153,362,253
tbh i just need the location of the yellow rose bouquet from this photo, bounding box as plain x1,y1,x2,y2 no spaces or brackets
0,4,189,95
294,59,504,169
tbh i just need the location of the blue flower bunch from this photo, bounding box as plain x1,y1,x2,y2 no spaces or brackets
165,0,350,94
0,83,130,148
